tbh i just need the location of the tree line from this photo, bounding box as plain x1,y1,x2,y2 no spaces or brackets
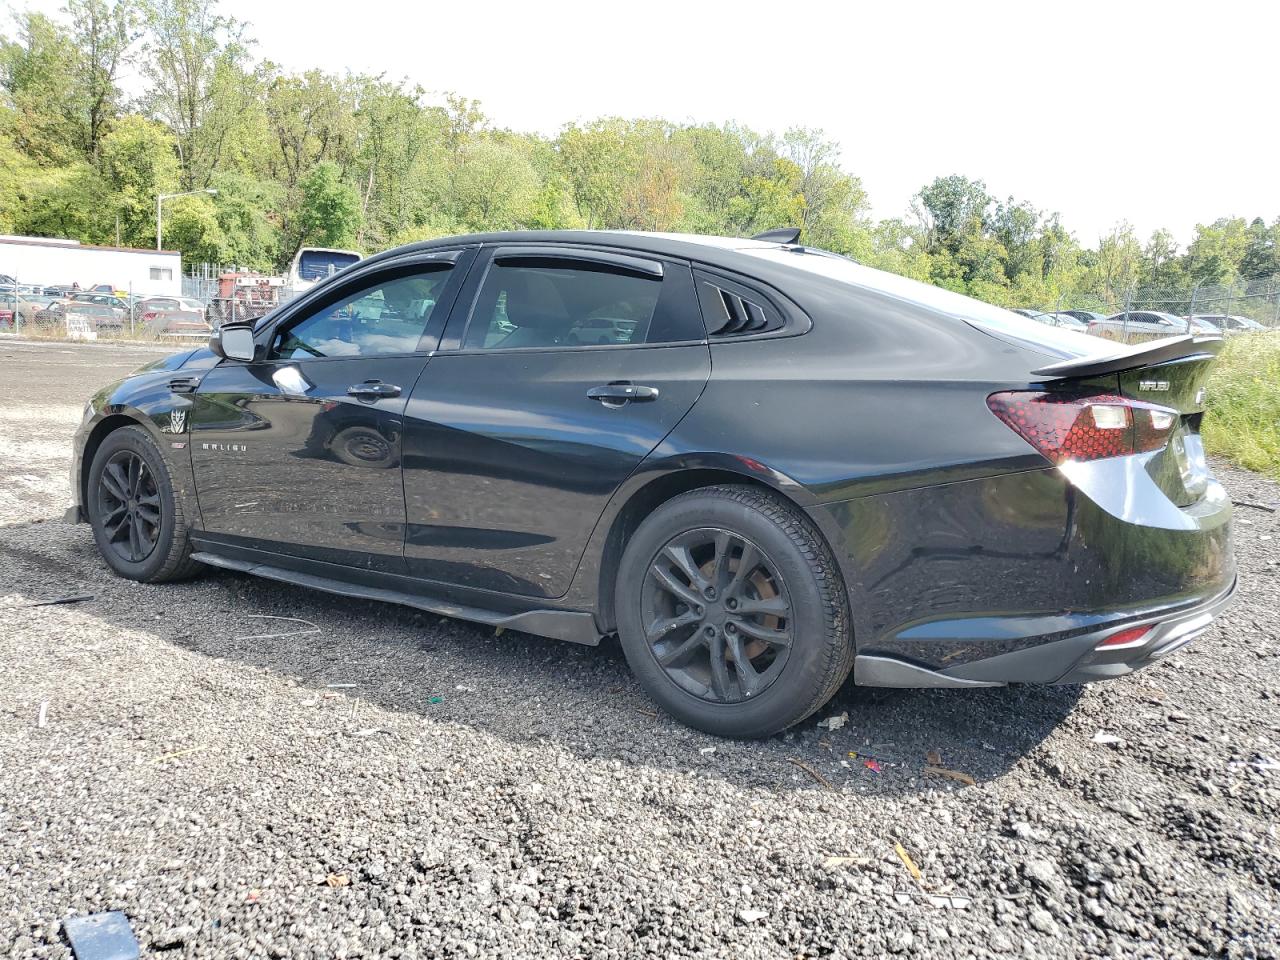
2,0,1278,308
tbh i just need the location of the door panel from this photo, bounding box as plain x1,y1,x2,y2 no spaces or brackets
190,355,429,572
400,249,710,597
401,345,710,596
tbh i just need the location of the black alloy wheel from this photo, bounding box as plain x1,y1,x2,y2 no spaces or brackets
642,528,792,703
96,449,161,563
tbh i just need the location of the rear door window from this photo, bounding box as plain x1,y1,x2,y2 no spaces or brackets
462,252,702,350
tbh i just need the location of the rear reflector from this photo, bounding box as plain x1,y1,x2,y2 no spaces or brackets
987,391,1178,464
1097,624,1153,649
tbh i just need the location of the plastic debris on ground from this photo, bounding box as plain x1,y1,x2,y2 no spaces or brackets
863,758,882,774
817,711,848,731
63,912,140,960
1091,731,1123,746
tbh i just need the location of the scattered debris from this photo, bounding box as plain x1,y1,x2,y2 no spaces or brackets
637,708,659,718
863,759,882,774
326,683,359,689
427,695,443,705
924,765,976,786
146,746,205,765
29,593,94,607
350,728,386,738
235,614,321,641
894,892,912,906
817,711,848,731
736,908,768,923
928,894,972,910
454,684,475,693
1232,499,1277,513
323,873,350,888
1091,731,1123,746
494,626,505,637
37,700,48,728
926,748,942,765
787,757,835,790
894,842,924,885
63,911,139,960
699,746,716,756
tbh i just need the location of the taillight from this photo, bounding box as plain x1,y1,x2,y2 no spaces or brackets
1096,624,1153,649
987,391,1178,464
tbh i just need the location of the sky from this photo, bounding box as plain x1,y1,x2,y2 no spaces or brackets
22,0,1280,246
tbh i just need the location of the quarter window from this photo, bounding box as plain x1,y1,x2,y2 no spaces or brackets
464,259,675,350
272,267,452,360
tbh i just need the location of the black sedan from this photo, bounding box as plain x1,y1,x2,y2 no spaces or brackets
67,230,1236,737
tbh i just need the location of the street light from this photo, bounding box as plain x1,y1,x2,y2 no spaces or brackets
156,188,218,250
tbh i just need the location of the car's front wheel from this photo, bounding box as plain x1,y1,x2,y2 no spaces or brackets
615,485,853,738
87,425,203,583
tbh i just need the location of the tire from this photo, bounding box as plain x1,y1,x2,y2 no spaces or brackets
615,485,853,738
87,425,203,583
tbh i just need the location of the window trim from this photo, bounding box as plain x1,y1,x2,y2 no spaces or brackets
245,249,472,364
451,246,703,355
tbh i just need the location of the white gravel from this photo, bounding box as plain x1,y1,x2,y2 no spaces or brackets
2,339,1278,958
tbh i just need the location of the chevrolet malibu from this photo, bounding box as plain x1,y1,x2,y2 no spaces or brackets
68,230,1236,737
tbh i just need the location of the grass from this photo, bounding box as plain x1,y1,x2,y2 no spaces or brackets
1201,332,1280,479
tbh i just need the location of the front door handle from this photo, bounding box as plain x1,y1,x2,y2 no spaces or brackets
587,382,659,405
348,380,401,399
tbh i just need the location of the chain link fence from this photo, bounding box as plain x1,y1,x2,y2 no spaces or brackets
1030,276,1280,341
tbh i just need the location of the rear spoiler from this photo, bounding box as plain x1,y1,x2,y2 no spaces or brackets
1031,334,1225,379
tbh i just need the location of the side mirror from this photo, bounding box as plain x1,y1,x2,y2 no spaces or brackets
211,323,257,362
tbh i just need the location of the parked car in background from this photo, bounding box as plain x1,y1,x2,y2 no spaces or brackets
9,294,60,325
1061,310,1108,324
1190,314,1267,335
1032,312,1091,332
135,296,210,338
68,292,130,319
1088,311,1218,343
34,300,122,332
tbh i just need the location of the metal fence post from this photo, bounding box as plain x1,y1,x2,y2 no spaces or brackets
129,282,134,338
1186,283,1199,334
12,274,19,337
1121,288,1132,343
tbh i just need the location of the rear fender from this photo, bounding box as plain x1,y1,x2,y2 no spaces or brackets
560,451,859,633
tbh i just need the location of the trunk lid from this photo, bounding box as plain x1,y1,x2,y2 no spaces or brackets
1032,336,1225,507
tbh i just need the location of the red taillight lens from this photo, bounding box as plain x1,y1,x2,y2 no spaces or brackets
987,391,1178,464
1097,624,1153,649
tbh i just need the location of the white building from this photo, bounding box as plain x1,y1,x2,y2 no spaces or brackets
0,235,182,296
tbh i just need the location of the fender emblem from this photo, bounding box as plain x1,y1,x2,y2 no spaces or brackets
166,409,187,434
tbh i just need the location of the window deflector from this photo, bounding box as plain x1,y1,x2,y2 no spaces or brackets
492,246,664,279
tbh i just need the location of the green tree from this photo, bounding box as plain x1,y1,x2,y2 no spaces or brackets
98,113,180,246
296,160,361,249
66,0,141,160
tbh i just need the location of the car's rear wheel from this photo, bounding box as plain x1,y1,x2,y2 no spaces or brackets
615,485,853,738
87,425,202,583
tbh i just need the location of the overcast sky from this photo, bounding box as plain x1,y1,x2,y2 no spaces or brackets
24,0,1279,245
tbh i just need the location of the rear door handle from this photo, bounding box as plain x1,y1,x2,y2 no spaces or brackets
347,380,401,399
587,382,659,404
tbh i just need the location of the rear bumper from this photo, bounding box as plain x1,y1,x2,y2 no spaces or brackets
1052,577,1236,683
853,576,1237,688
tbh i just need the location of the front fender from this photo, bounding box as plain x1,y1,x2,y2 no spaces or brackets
69,370,203,530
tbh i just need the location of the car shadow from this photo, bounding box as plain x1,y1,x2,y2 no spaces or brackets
158,564,1082,796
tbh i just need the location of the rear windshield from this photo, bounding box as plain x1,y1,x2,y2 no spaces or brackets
741,248,1107,360
298,251,360,281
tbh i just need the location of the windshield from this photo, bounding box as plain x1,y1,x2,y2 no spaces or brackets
740,248,1107,359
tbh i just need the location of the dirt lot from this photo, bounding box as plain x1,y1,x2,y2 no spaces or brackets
2,337,1278,959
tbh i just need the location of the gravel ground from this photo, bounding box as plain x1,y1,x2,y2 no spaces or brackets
2,337,1279,959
